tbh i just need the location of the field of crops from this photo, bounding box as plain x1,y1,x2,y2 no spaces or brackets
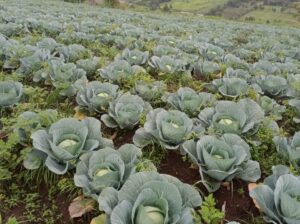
0,0,300,223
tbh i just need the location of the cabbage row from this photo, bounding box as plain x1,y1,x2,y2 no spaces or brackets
1,0,300,223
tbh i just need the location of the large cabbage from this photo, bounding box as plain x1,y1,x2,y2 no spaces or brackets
133,108,193,150
98,172,202,224
198,98,264,135
183,134,261,192
24,117,113,174
74,144,144,200
76,81,119,113
250,165,300,224
101,93,152,129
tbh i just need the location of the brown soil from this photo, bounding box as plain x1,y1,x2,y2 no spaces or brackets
159,150,259,222
4,134,259,223
159,150,199,184
214,180,260,222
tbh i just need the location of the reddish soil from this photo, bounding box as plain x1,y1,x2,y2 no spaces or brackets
113,128,136,148
159,151,259,222
4,134,259,223
214,180,260,222
159,150,199,184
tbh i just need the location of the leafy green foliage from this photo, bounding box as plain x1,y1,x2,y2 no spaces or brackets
193,194,225,224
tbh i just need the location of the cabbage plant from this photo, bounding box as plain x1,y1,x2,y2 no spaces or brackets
98,171,202,224
199,43,224,61
24,117,113,174
76,57,99,77
249,165,300,224
100,60,143,83
14,109,58,145
132,80,166,102
18,49,55,77
289,99,300,123
101,93,152,129
133,108,193,150
191,60,220,80
224,67,251,81
76,81,119,113
198,98,264,135
258,96,286,120
183,134,261,192
57,44,90,63
287,74,300,98
210,77,249,98
252,75,288,97
74,144,144,200
117,48,149,65
164,87,214,117
0,81,23,107
273,132,300,168
48,60,87,97
149,55,185,73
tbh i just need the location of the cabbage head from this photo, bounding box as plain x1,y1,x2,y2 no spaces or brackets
183,134,261,192
101,93,152,129
24,117,113,174
164,87,214,117
273,132,300,168
198,98,264,135
210,77,249,98
249,165,300,224
76,81,119,113
0,80,23,107
133,108,193,150
98,172,202,224
149,56,185,74
117,48,149,65
132,80,166,103
100,60,143,83
74,144,144,200
253,75,288,97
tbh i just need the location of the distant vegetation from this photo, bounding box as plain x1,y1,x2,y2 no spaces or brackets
121,0,300,27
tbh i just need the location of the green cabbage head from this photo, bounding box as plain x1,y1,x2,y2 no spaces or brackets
250,165,300,224
133,108,193,150
183,134,261,192
76,81,119,113
101,93,152,129
164,87,214,117
24,117,113,174
74,144,145,200
0,80,23,107
198,98,264,135
98,172,202,224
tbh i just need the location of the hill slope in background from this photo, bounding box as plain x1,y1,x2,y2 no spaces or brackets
123,0,300,27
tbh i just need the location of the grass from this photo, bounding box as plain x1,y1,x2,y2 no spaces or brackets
165,0,228,13
241,6,300,28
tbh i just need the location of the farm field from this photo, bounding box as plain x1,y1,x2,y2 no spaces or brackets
0,0,300,224
165,0,228,13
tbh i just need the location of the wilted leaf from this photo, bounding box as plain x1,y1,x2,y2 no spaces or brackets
109,131,118,140
248,183,261,210
90,214,106,224
74,107,87,120
69,196,96,218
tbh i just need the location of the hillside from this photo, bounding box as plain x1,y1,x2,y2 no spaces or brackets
124,0,300,27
